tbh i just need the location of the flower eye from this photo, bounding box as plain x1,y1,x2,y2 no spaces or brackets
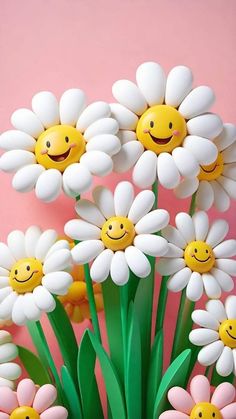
199,413,202,418
15,270,18,275
46,141,51,148
206,249,209,253
65,136,69,143
109,225,112,230
150,121,154,128
194,248,198,253
213,414,216,418
26,266,30,271
120,224,124,229
229,325,232,330
169,122,173,129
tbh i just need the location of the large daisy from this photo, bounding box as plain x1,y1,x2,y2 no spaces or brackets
0,89,120,202
159,374,236,419
189,296,236,377
110,61,222,189
156,211,236,301
64,181,169,285
0,330,21,389
175,123,236,212
0,227,72,325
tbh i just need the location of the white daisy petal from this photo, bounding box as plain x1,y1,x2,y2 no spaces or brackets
86,134,120,156
0,130,36,151
84,118,119,140
172,147,199,178
192,310,219,330
59,88,86,125
187,114,222,140
12,164,45,193
125,246,151,278
222,142,236,164
189,329,219,346
196,181,214,211
206,219,229,247
110,103,138,130
64,219,100,241
136,61,166,106
211,181,230,212
91,186,114,220
0,150,36,173
0,288,12,304
161,225,186,249
63,163,92,197
225,295,236,319
223,163,236,181
90,249,114,283
179,86,215,119
202,274,222,299
0,244,15,270
135,209,170,234
12,295,26,326
157,153,181,189
35,169,62,202
0,363,21,381
117,130,137,145
33,286,56,312
167,268,191,292
43,249,71,274
218,176,236,200
11,108,44,138
112,80,147,115
210,267,234,293
32,91,59,129
42,272,72,295
0,377,15,389
71,240,104,264
0,292,17,320
114,181,134,217
80,150,113,176
213,240,236,258
192,211,209,241
184,136,218,165
133,150,157,188
214,123,236,151
165,65,193,107
186,272,204,301
23,293,41,321
216,347,234,377
45,240,70,259
134,234,168,257
157,258,186,276
164,243,184,258
0,268,9,276
76,199,105,227
206,300,227,323
25,226,42,258
175,212,195,243
110,251,129,285
113,141,144,173
0,278,10,288
175,178,199,199
76,102,110,132
198,341,224,366
128,190,155,224
215,259,236,275
35,229,58,262
7,231,26,260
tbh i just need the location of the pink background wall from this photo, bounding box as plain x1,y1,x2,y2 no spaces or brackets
0,0,236,385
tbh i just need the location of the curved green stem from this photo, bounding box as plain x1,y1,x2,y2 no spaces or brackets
155,275,169,334
84,263,102,343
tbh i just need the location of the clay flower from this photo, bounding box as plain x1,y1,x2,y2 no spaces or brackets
65,181,169,285
159,374,236,419
156,211,236,301
190,296,236,377
0,330,21,389
0,227,72,325
0,378,68,418
0,89,120,202
110,61,221,190
175,123,236,211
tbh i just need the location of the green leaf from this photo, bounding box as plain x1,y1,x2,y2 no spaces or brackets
153,349,192,419
211,367,234,386
61,366,83,419
146,330,163,419
88,330,126,419
18,346,52,386
78,330,103,419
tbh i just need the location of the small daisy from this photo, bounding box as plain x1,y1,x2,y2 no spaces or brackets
0,89,120,202
0,378,68,418
156,211,236,301
175,123,236,212
65,181,169,285
110,62,222,190
0,226,73,325
0,330,21,390
159,374,236,419
190,296,236,377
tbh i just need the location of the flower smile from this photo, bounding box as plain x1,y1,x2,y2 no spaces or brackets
14,270,38,283
48,148,71,162
226,330,236,340
200,164,218,173
106,231,127,240
192,255,211,263
149,133,173,145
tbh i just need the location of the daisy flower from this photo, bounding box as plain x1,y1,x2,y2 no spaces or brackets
156,211,236,301
0,378,68,418
0,226,73,325
0,330,21,389
0,89,120,202
190,296,236,377
65,181,169,285
110,61,222,190
175,123,236,212
159,374,236,419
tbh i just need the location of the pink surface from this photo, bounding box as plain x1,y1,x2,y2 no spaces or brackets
0,0,236,396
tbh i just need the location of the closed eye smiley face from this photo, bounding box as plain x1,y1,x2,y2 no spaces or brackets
9,258,43,294
101,216,135,251
35,125,86,172
190,402,222,419
10,406,40,419
198,153,224,181
136,105,187,154
219,319,236,348
184,241,215,273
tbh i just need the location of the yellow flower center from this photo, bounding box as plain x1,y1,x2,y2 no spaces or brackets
10,406,40,419
184,241,215,273
219,319,236,348
198,153,224,181
35,125,86,172
9,258,43,294
101,216,135,251
136,105,187,154
190,402,222,419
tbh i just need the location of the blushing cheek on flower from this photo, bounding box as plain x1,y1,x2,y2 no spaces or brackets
198,153,224,181
184,240,215,273
101,216,135,251
219,319,236,348
190,402,222,419
9,258,43,294
10,406,40,419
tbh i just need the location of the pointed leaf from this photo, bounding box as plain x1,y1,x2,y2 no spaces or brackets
61,366,83,419
211,367,234,386
146,330,163,418
18,345,52,386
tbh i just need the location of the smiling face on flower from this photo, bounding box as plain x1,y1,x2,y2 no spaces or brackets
190,402,221,419
9,258,43,294
101,216,135,251
10,406,39,419
184,240,215,273
219,319,236,348
198,153,224,182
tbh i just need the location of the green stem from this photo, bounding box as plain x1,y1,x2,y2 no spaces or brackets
84,263,102,343
189,192,197,216
120,284,128,374
155,275,169,333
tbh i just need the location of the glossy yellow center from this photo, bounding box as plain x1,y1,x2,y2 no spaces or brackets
219,319,236,348
10,406,40,419
198,153,224,181
136,105,187,154
101,216,135,251
35,125,86,172
184,241,215,273
9,258,43,294
190,402,222,419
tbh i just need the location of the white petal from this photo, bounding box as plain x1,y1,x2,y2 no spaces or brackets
12,164,44,193
113,141,144,173
125,246,151,278
0,363,21,380
110,103,138,130
223,163,236,181
156,258,185,276
45,240,70,259
33,286,56,312
206,219,229,247
64,219,100,241
92,186,115,219
186,272,204,301
0,288,12,304
134,234,168,257
75,199,105,227
0,130,36,151
133,150,157,188
196,181,214,211
71,240,104,264
167,267,191,292
175,178,199,199
164,243,184,258
63,163,92,197
117,130,137,145
218,176,236,200
25,226,42,258
110,251,129,285
215,259,236,275
157,153,180,189
80,150,113,176
206,299,227,323
32,92,59,128
59,89,86,125
135,209,170,234
11,295,26,325
23,293,41,321
84,117,119,140
214,123,236,152
128,190,155,224
90,249,114,283
35,229,58,262
192,310,219,330
184,136,218,165
211,180,230,212
114,181,134,217
189,329,219,346
225,295,236,319
172,147,199,178
136,61,166,106
214,240,236,258
0,244,15,270
210,267,234,293
43,249,71,274
161,225,186,248
0,277,10,288
7,231,26,260
175,212,195,243
112,80,147,115
0,268,9,277
11,108,44,138
198,341,224,366
216,347,234,377
202,274,222,299
0,331,12,345
222,142,236,164
0,292,17,320
187,113,222,140
77,102,110,132
86,134,120,156
179,86,215,119
35,169,62,202
0,150,36,173
42,272,72,295
165,65,193,107
192,211,209,241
